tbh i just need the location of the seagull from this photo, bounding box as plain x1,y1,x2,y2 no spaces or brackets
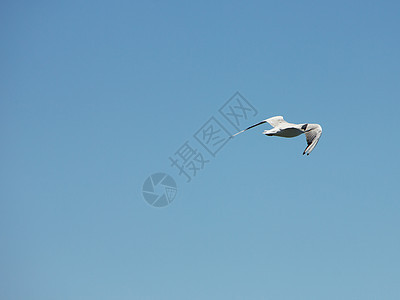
232,116,322,155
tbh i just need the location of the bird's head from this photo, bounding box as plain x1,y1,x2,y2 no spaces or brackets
301,123,311,132
302,123,321,133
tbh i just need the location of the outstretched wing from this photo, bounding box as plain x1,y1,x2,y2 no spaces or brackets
231,116,291,137
265,116,290,128
231,119,268,137
303,124,322,155
231,115,289,137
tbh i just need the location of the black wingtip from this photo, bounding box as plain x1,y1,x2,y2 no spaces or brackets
245,120,267,131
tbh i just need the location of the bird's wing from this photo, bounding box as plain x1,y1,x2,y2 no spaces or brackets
303,125,322,155
231,119,268,137
266,116,290,128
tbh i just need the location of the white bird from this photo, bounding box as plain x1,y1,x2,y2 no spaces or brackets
232,116,322,155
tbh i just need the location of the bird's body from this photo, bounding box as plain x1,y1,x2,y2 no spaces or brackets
232,116,322,155
264,127,304,137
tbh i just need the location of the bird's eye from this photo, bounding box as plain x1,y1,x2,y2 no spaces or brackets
301,124,308,130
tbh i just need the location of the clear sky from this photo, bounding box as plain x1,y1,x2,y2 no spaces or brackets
1,1,400,299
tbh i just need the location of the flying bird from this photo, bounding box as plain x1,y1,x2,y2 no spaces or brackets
232,116,322,155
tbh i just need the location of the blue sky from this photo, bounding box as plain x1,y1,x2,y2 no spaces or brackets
1,1,400,299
